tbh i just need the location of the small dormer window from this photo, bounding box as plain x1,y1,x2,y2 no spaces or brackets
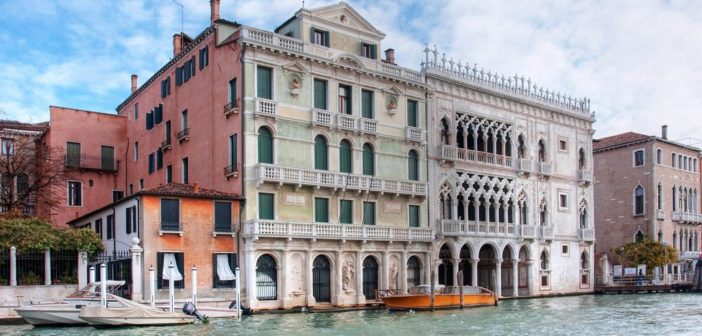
361,42,377,59
312,28,329,47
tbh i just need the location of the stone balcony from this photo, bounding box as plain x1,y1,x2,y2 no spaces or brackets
440,145,514,169
537,162,552,176
254,98,277,118
579,228,595,242
578,169,592,185
359,118,378,134
539,226,555,240
312,109,334,127
440,219,517,237
405,127,423,142
517,158,533,174
680,251,702,260
656,209,665,220
243,220,434,242
672,211,702,224
255,163,427,197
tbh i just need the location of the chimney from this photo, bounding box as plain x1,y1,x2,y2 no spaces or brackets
210,0,220,24
385,48,396,65
173,34,182,56
662,125,668,140
193,182,200,193
131,74,138,93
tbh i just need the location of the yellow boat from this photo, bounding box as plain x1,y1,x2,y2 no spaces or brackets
380,285,498,310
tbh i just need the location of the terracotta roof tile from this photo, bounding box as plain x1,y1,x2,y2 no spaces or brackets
593,132,651,151
141,183,243,200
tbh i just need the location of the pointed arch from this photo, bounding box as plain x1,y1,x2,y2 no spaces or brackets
634,185,644,215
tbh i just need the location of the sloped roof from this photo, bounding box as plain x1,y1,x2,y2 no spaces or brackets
593,132,651,151
0,120,47,133
140,183,243,200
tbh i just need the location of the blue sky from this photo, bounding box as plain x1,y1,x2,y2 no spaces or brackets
2,0,702,142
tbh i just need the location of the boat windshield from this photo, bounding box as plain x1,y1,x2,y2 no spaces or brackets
441,286,483,294
65,281,126,299
408,285,444,294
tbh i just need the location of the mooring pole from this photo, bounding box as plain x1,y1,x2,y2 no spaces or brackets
168,263,175,313
430,270,435,312
458,271,464,309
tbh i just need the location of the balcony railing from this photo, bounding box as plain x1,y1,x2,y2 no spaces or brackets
539,226,554,240
224,101,239,118
537,162,552,176
312,109,334,127
255,98,277,117
453,147,514,169
579,228,595,242
520,225,536,239
406,127,423,142
65,155,119,173
672,211,702,224
176,128,189,142
224,163,238,178
656,209,665,220
243,220,434,242
440,219,516,237
255,163,427,197
518,159,533,173
337,114,356,131
578,169,592,183
159,222,183,236
359,118,378,134
441,145,457,162
160,138,172,151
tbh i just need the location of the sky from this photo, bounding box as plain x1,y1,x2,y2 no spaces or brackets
1,0,702,143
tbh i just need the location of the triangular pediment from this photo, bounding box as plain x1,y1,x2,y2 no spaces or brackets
308,1,385,38
383,86,403,96
282,61,308,75
332,53,365,69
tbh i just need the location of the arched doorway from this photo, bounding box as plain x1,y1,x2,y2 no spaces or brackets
312,255,331,303
256,254,277,300
438,244,454,286
518,246,530,296
501,246,513,296
362,257,379,300
459,245,472,285
478,245,496,291
407,256,421,288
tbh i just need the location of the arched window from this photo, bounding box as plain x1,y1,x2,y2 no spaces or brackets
672,153,676,167
406,256,421,288
658,230,663,242
538,139,546,162
672,186,677,211
635,230,645,242
258,127,273,164
440,118,450,145
339,140,352,173
578,148,586,169
312,255,331,302
539,200,547,226
408,150,419,181
256,254,277,300
520,197,528,225
656,148,662,165
580,252,589,270
579,206,588,229
518,134,526,159
362,143,374,176
540,251,549,270
673,231,677,249
657,183,662,210
314,135,328,170
634,186,644,215
362,257,379,299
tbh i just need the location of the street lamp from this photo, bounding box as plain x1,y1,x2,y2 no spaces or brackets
662,241,669,285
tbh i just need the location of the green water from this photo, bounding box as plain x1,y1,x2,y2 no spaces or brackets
4,293,701,335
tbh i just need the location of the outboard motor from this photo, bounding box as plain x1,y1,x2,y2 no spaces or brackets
182,302,208,322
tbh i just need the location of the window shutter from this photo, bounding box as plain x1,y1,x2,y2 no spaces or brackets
314,136,328,170
339,140,352,173
161,80,166,98
259,193,274,220
409,205,419,227
199,49,205,70
363,144,374,175
126,207,132,234
362,90,373,119
157,252,164,289
315,198,329,223
310,27,315,43
324,31,330,47
176,67,183,86
166,77,171,95
229,78,237,104
340,200,353,224
229,134,237,167
258,128,273,164
408,151,418,181
146,112,153,130
363,202,375,225
190,56,196,77
184,62,191,81
314,79,327,110
407,100,417,127
371,44,377,59
156,104,163,124
157,149,163,169
101,146,114,171
257,67,272,99
215,202,232,232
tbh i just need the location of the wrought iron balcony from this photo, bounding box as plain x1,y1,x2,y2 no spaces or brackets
243,220,434,242
405,127,423,142
579,228,595,242
672,211,702,224
160,138,172,151
65,155,119,173
255,163,427,197
224,163,238,178
176,128,190,142
159,222,183,236
223,101,239,118
254,98,277,117
440,219,516,237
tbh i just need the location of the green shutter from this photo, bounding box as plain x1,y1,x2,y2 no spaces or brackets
259,193,274,220
370,44,377,59
101,146,114,171
407,100,417,127
310,27,315,43
315,198,329,223
314,79,327,110
409,205,420,227
340,200,353,224
258,127,273,164
339,140,352,173
314,135,328,170
324,31,330,47
229,78,237,104
408,150,418,181
362,90,373,119
257,66,272,99
363,202,375,225
229,134,237,167
215,202,232,232
363,144,374,175
66,142,81,167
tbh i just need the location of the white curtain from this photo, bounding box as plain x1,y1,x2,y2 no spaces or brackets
162,253,183,281
217,254,236,281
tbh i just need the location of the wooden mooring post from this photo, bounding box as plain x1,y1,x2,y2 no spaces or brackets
430,270,435,312
458,271,464,309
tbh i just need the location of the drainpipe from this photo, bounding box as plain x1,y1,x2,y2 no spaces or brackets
125,137,130,193
237,40,247,307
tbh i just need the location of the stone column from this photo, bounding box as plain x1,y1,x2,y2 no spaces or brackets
244,239,257,308
495,259,503,297
400,251,408,293
334,251,342,305
280,251,289,308
356,251,364,304
306,251,315,306
474,201,481,229
130,239,144,300
512,259,519,297
382,251,389,291
470,258,479,286
44,249,51,286
10,246,16,286
451,198,458,220
452,258,460,285
424,252,432,286
527,260,535,296
78,251,88,289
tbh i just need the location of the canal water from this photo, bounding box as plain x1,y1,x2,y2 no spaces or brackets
4,293,701,336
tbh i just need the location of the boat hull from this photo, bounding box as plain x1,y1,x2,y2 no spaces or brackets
382,293,497,310
79,306,195,327
14,307,85,326
79,315,195,327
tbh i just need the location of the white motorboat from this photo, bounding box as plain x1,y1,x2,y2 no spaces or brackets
79,294,195,327
14,280,126,326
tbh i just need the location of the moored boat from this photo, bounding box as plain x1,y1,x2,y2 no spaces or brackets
381,285,497,310
79,294,195,327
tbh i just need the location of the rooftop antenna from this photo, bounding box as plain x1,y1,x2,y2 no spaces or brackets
170,0,184,34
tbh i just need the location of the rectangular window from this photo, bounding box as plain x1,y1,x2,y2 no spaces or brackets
656,148,662,164
176,66,183,86
184,59,192,82
214,201,232,232
314,79,328,110
154,104,163,124
134,142,139,161
311,28,329,47
363,202,375,225
229,134,237,169
139,179,144,190
559,140,567,151
157,252,184,289
101,145,115,171
125,205,137,234
161,77,171,98
134,103,139,120
164,120,171,145
259,193,274,220
559,193,568,209
561,244,569,255
106,214,114,240
361,89,374,119
229,78,237,106
129,184,133,195
314,198,329,223
361,42,377,59
146,111,154,130
148,153,155,174
181,110,188,131
66,142,81,167
182,158,189,184
1,138,14,155
340,200,353,224
112,190,124,202
256,66,273,99
95,218,103,239
213,253,237,288
407,99,418,127
409,205,420,227
68,181,82,206
160,199,180,231
634,149,644,167
157,149,163,170
339,85,352,114
166,165,172,183
199,45,209,70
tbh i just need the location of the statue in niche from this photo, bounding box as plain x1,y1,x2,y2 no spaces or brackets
289,77,301,96
389,262,399,290
386,96,398,114
342,259,355,293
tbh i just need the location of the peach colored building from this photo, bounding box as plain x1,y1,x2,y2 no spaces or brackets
593,126,701,279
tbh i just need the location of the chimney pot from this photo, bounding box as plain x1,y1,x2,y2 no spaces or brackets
173,34,183,57
662,125,668,140
131,74,138,93
193,182,200,193
384,48,396,65
210,0,220,24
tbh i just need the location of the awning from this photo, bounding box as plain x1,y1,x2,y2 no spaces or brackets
217,254,236,281
162,253,183,281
